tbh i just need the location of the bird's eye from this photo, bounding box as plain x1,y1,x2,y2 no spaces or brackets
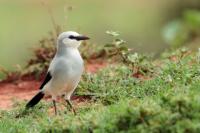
69,35,76,39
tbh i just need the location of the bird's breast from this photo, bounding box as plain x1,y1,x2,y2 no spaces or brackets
51,53,83,81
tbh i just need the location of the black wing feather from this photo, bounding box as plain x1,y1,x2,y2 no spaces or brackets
39,72,52,90
25,72,51,108
26,91,44,108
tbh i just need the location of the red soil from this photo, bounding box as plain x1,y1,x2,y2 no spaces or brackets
85,60,107,73
0,81,40,109
0,61,107,110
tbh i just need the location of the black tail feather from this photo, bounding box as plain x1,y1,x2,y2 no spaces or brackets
26,91,44,108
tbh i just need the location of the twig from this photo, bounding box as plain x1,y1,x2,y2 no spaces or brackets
41,0,59,36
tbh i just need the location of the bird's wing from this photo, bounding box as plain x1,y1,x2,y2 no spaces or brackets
39,72,52,90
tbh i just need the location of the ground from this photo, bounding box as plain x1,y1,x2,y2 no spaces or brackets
0,81,39,109
0,49,200,133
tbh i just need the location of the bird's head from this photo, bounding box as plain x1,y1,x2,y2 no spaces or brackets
57,31,90,48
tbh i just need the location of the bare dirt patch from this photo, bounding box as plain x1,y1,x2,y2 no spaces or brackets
0,81,40,109
85,60,107,73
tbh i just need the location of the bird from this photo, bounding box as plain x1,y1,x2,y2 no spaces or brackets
25,31,90,115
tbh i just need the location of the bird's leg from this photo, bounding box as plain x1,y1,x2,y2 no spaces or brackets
53,100,57,115
66,99,76,115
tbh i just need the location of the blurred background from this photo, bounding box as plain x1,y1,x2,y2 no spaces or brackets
0,0,200,72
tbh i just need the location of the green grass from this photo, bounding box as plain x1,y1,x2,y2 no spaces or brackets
0,48,200,133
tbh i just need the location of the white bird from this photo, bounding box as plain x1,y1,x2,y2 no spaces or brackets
26,31,90,115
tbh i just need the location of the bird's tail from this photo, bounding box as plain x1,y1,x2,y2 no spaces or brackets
26,91,44,108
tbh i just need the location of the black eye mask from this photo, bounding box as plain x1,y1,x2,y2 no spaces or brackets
69,35,90,41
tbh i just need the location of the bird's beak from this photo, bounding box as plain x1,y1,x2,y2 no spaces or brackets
75,36,90,41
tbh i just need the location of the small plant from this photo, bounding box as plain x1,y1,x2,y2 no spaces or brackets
79,41,106,61
104,31,128,61
104,31,155,78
